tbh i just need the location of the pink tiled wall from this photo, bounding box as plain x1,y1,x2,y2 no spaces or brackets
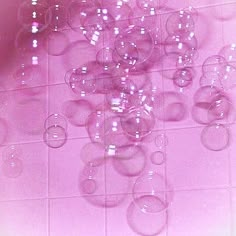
0,0,236,236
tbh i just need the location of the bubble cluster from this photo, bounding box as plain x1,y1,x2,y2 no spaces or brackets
43,114,68,148
4,0,236,234
2,146,23,178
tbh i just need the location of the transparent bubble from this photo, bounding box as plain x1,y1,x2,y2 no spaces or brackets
133,171,173,213
202,55,227,76
86,108,105,143
120,107,155,141
220,64,236,90
13,64,44,89
113,41,139,67
219,44,236,63
112,145,147,177
173,67,193,88
155,133,168,149
193,85,221,104
101,115,131,148
112,75,137,94
166,9,195,35
43,114,67,148
80,179,97,194
207,93,233,123
3,145,22,161
152,91,187,122
201,123,230,151
110,69,150,94
94,72,114,94
67,0,100,31
44,113,67,130
192,102,212,125
80,142,106,167
199,72,223,89
17,1,50,32
43,125,67,148
114,26,154,66
44,31,69,56
2,145,23,178
82,163,98,178
136,0,167,10
150,151,166,165
96,47,116,70
46,4,68,31
82,8,115,46
79,160,130,208
64,63,97,96
15,29,44,54
164,32,198,58
2,157,23,178
62,99,94,127
127,196,168,236
105,89,132,114
128,7,158,31
103,0,131,22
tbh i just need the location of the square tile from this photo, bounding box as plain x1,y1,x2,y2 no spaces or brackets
0,142,48,201
228,124,236,187
0,199,48,236
232,188,236,236
168,189,231,236
222,3,236,44
49,138,105,198
49,197,105,236
2,88,48,144
166,127,230,190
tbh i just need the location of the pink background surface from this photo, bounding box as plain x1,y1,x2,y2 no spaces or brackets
0,0,236,235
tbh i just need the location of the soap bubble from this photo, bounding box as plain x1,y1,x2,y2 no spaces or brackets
17,1,50,32
150,151,166,165
201,123,230,151
62,99,94,127
112,145,147,177
136,0,167,10
133,171,173,213
2,145,23,178
155,133,168,149
43,114,67,148
120,107,155,141
166,9,195,35
219,44,236,64
80,179,97,194
44,31,69,56
2,157,23,178
43,125,67,148
173,67,193,88
127,196,168,236
114,26,154,66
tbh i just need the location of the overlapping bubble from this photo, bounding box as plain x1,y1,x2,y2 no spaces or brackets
7,1,236,235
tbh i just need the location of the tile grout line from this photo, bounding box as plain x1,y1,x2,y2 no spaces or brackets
46,46,51,236
3,122,236,151
103,17,108,236
1,184,234,203
159,13,169,236
221,7,234,236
